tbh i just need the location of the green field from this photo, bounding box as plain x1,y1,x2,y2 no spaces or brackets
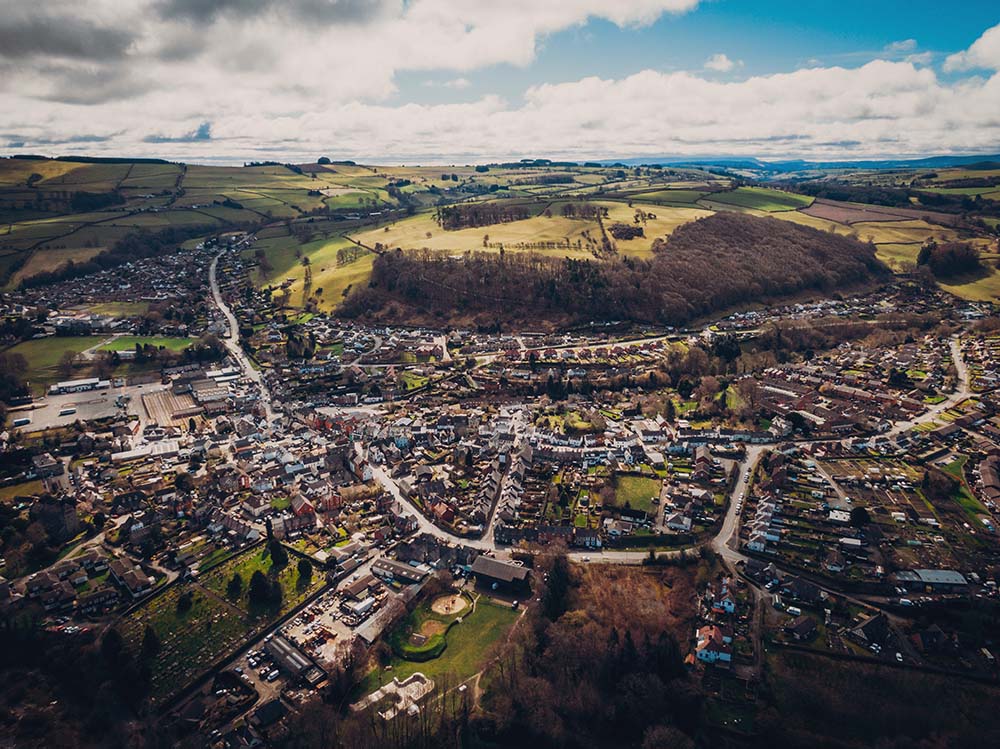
707,186,813,212
96,335,194,352
358,595,520,696
199,543,323,617
88,302,151,317
2,336,104,392
612,475,662,514
630,189,711,205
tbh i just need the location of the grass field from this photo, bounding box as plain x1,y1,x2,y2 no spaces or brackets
0,479,45,502
358,595,520,696
199,543,322,617
629,189,711,205
96,335,194,352
705,186,813,212
600,202,713,257
939,267,1000,302
350,207,598,258
611,475,661,514
88,302,151,317
3,336,104,392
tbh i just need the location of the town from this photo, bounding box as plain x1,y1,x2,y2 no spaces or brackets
2,222,1000,746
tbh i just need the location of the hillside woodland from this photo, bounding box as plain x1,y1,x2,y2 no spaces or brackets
343,212,889,327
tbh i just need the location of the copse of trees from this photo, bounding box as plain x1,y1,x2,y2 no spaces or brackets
435,202,532,230
608,222,644,240
916,240,983,278
344,212,889,327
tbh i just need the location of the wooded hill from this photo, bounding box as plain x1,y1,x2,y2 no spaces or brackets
343,212,890,327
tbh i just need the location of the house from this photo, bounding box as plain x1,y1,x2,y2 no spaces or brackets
784,615,818,641
695,625,732,664
850,613,889,646
665,512,692,533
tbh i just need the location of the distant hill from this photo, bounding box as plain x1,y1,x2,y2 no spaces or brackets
343,212,889,328
599,154,1000,172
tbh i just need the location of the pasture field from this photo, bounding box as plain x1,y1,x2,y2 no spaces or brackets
849,219,961,245
10,247,104,286
705,186,813,212
249,230,375,311
629,188,711,205
939,268,1000,302
600,202,713,257
874,243,920,270
358,595,520,696
350,208,599,258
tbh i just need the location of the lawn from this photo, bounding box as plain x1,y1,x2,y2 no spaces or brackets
97,335,195,352
0,479,45,502
358,595,520,696
612,475,661,514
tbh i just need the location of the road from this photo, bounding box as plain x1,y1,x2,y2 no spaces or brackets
710,445,768,567
209,248,275,424
886,335,969,437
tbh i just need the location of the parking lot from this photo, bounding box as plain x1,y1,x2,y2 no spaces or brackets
13,383,155,433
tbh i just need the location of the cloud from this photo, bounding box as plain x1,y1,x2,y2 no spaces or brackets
143,121,212,143
704,53,740,72
156,0,391,25
0,14,134,61
1,5,999,163
945,22,1000,71
883,39,917,55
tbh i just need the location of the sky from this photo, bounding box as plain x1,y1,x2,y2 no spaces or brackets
1,0,999,164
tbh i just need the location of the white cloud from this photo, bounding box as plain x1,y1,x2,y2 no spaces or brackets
443,77,471,90
945,22,1000,71
0,5,999,163
883,38,917,55
704,53,740,72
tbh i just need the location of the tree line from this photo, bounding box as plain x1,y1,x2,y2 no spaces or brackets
434,203,533,230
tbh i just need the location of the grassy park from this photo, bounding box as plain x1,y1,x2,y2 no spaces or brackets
358,593,520,696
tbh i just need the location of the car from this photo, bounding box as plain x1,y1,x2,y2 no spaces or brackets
895,652,903,663
582,556,591,562
266,670,280,682
234,667,243,675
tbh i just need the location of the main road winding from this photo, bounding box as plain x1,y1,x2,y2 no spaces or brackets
209,248,275,424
